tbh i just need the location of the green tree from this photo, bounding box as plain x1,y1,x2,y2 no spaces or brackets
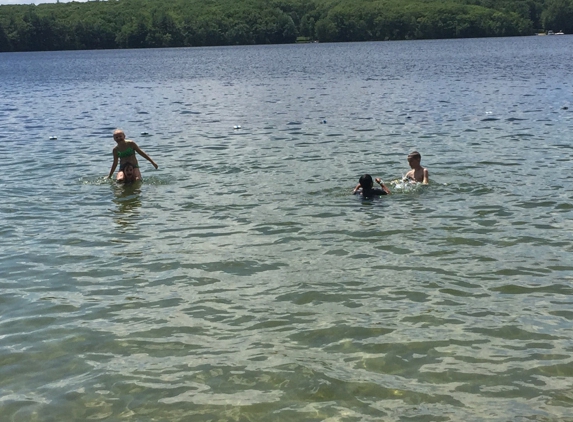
0,24,10,51
116,16,151,48
541,0,573,32
0,0,545,51
299,14,315,38
315,18,336,42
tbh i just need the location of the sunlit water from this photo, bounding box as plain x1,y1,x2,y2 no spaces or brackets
1,36,573,421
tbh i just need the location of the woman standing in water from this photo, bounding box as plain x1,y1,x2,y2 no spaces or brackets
108,129,158,182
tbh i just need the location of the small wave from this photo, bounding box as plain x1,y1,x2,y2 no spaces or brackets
389,179,424,193
78,176,112,185
135,175,174,186
78,175,173,186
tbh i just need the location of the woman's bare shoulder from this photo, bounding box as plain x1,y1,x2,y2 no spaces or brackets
126,139,139,148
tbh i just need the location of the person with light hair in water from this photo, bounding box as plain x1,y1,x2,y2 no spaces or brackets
404,151,429,184
108,129,158,182
353,174,391,198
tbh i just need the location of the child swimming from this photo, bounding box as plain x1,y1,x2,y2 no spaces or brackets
353,174,391,198
118,162,137,184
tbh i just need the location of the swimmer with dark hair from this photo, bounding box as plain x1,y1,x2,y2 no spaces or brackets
353,174,391,197
119,162,137,184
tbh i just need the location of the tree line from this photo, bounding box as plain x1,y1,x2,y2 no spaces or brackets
0,0,571,52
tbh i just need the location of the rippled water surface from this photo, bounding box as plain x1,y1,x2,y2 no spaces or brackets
1,37,573,421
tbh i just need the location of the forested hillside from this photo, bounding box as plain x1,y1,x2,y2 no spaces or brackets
0,0,571,52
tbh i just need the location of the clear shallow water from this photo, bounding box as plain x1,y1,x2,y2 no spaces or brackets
1,36,573,421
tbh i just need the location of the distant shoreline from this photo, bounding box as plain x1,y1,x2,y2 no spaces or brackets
2,0,566,52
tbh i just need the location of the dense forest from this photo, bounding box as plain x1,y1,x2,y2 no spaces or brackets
0,0,571,52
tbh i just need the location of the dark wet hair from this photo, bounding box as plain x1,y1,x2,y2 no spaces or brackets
358,174,379,199
123,162,134,170
359,174,374,189
408,151,421,160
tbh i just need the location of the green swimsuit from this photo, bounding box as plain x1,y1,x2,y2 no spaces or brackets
117,147,135,158
116,147,139,171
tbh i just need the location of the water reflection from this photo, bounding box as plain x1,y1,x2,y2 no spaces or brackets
112,181,142,228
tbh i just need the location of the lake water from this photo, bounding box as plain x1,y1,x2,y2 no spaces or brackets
1,36,573,421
